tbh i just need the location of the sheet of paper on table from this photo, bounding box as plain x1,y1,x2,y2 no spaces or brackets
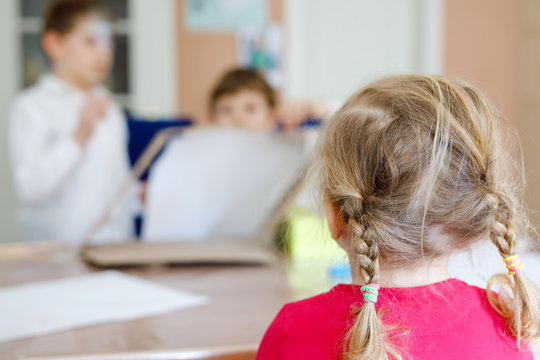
0,270,210,343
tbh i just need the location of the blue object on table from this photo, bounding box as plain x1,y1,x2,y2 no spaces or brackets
329,263,352,284
125,111,193,181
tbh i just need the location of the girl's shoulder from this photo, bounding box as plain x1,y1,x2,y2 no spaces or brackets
280,284,360,319
376,279,533,359
257,287,354,360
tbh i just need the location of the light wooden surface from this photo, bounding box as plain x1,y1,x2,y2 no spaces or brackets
0,242,324,360
24,343,258,360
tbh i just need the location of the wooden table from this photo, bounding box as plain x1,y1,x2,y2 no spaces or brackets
0,242,331,360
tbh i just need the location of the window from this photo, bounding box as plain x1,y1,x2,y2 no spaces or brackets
19,0,131,105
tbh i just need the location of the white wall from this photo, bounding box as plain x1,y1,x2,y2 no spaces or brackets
0,0,22,242
130,0,178,118
284,0,444,100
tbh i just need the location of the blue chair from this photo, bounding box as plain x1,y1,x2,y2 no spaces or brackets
125,112,192,237
126,111,193,181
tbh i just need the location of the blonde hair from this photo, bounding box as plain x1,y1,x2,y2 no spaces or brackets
316,75,540,359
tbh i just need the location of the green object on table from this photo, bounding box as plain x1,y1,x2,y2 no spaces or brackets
286,207,349,300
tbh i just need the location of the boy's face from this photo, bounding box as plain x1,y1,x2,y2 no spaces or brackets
43,15,113,90
212,90,275,131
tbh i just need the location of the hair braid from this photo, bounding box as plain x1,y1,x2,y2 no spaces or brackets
342,210,399,360
487,192,540,343
349,214,380,284
488,194,517,257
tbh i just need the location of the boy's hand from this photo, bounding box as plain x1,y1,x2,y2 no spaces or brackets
276,100,332,131
140,181,148,204
74,95,109,146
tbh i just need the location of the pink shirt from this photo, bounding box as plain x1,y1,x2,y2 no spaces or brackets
257,278,533,360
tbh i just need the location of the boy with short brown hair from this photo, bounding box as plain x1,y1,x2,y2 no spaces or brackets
8,0,134,242
209,67,334,131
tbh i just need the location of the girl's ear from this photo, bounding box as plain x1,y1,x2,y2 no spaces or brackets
324,199,346,241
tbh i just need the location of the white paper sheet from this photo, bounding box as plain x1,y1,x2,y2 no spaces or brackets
143,128,308,241
0,271,210,343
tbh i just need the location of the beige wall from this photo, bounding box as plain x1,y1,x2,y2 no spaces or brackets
517,0,540,228
444,0,519,121
176,0,282,123
445,0,540,230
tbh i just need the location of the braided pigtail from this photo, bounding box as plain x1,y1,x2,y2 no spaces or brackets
486,194,540,344
342,204,401,360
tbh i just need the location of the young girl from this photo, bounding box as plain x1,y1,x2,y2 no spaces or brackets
256,75,540,359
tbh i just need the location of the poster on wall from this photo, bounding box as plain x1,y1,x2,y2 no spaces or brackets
237,24,282,88
185,0,268,32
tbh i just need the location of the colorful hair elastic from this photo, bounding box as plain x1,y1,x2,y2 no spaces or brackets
361,284,380,304
503,254,524,275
